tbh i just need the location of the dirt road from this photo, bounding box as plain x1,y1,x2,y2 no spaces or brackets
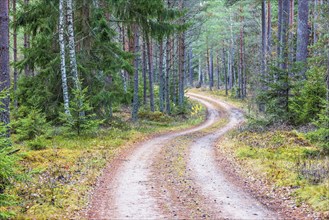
87,92,276,219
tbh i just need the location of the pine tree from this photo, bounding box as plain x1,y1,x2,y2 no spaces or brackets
0,0,11,127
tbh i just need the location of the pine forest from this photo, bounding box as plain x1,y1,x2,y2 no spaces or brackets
0,0,328,219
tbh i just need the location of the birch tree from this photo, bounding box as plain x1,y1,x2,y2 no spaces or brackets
59,0,71,116
67,0,81,92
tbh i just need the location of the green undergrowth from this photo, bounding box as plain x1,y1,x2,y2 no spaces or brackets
230,130,328,212
4,102,206,219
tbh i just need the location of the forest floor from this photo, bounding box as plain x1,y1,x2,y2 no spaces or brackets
86,90,328,219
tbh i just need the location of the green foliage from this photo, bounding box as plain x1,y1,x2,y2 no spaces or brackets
60,88,103,136
28,136,48,151
0,136,18,219
11,106,50,142
308,105,329,154
138,110,172,123
290,67,327,125
257,65,291,123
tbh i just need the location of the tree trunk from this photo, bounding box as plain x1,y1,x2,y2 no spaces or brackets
67,0,80,91
282,0,290,111
224,48,228,96
216,53,220,89
313,0,318,45
146,34,155,112
165,36,171,114
172,38,177,104
207,47,212,91
120,26,127,93
189,48,193,87
296,0,310,79
198,56,202,86
142,38,147,106
13,0,18,109
240,4,244,98
59,0,71,116
261,0,266,76
277,0,283,65
267,0,272,57
289,0,295,64
0,0,10,127
178,29,185,107
132,25,140,121
282,0,290,70
24,0,31,77
326,51,329,101
159,40,165,112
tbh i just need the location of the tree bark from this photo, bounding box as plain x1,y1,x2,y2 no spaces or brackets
59,0,71,116
178,0,185,108
207,46,213,91
189,48,193,87
313,0,318,45
224,48,228,96
296,0,310,79
240,4,244,98
142,38,147,106
282,0,290,70
121,26,127,93
0,0,10,126
267,0,272,57
13,0,18,109
261,0,266,76
216,52,220,89
132,25,140,121
159,40,165,112
146,34,155,112
277,0,283,65
165,36,171,114
67,0,80,91
282,0,290,111
24,0,31,77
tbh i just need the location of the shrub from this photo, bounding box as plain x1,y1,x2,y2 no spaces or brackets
308,104,329,154
12,107,51,141
138,110,172,123
0,129,19,219
28,136,48,150
60,87,103,136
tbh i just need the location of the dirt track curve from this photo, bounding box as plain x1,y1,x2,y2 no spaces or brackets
87,92,276,219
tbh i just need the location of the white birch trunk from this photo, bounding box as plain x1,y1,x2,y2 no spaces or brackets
67,0,80,92
59,0,70,116
67,0,84,116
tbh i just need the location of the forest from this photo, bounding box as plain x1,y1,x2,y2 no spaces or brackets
0,0,328,219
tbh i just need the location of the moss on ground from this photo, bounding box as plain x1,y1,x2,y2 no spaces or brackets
229,130,329,212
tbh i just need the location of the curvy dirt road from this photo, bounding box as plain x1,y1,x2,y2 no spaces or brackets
87,92,276,219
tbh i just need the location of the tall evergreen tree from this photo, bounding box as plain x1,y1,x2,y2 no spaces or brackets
0,0,10,126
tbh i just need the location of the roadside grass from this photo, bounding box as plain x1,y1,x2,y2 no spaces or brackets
5,101,206,219
191,88,328,215
222,130,329,213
